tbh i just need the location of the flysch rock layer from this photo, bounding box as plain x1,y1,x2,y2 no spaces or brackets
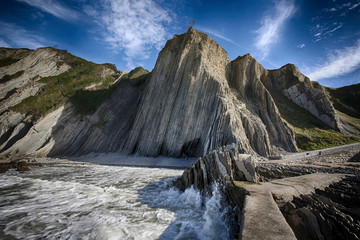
0,29,347,158
265,64,342,131
0,47,71,113
122,28,296,157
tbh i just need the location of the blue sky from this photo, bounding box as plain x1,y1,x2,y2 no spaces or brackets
0,0,360,88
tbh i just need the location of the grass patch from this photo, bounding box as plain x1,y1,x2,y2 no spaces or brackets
70,67,149,115
0,70,25,84
326,84,360,118
294,126,359,151
337,111,360,133
234,181,260,187
268,89,360,151
0,57,20,67
11,50,120,119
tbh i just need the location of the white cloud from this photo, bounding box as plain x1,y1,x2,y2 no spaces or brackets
17,0,79,21
0,38,11,48
307,40,360,80
297,43,305,48
86,0,172,69
349,2,360,10
0,22,47,49
197,26,242,48
254,0,296,58
312,22,343,42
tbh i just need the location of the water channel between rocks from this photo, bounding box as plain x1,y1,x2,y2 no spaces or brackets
0,160,229,240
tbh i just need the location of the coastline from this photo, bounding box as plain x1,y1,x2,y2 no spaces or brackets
0,153,197,173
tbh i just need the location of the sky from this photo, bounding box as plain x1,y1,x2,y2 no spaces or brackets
0,0,360,88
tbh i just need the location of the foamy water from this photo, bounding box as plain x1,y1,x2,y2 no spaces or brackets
0,163,229,239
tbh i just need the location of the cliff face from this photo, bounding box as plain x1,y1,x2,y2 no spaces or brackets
121,28,296,157
0,29,357,158
265,64,342,131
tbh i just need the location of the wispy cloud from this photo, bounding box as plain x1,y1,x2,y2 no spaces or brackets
86,0,172,69
0,21,47,49
197,26,242,48
254,0,296,58
297,43,305,48
0,38,11,48
312,22,343,42
349,2,360,10
17,0,79,22
307,39,360,80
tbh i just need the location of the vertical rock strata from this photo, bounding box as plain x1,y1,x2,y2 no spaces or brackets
0,29,348,158
265,64,342,131
122,28,296,157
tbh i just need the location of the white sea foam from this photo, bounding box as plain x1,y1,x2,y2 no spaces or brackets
0,162,229,239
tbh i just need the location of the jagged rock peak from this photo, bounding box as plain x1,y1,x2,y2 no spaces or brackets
120,28,297,158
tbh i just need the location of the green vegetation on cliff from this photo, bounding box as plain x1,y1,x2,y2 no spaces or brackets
12,49,150,118
71,67,149,114
326,84,360,134
326,84,360,118
0,70,25,84
269,90,359,151
12,50,119,119
0,57,20,68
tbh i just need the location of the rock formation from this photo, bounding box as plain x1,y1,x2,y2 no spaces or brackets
265,64,342,131
121,28,296,157
0,28,358,158
174,142,360,239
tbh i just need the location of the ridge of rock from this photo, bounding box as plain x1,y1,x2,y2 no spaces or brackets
265,63,342,131
0,29,357,158
120,28,296,157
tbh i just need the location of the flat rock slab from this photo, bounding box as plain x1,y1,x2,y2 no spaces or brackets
240,173,348,240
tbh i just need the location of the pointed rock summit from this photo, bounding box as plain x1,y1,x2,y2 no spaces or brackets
121,28,297,157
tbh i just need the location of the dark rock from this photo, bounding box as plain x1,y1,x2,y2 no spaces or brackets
278,176,360,240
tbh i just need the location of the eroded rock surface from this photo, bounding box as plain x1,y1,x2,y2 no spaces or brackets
277,175,360,240
121,28,296,158
0,29,357,158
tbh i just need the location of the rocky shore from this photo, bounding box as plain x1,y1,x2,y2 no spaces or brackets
175,143,360,239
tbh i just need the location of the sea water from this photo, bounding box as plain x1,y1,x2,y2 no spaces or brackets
0,163,229,239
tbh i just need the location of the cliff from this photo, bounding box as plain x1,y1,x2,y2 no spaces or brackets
0,29,358,158
121,28,296,157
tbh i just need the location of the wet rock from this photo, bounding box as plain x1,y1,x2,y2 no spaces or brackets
277,176,360,240
175,143,257,191
174,143,255,239
0,158,42,173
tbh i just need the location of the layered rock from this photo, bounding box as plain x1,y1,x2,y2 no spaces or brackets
174,143,257,239
121,28,296,157
0,29,356,158
175,143,257,191
277,175,360,240
0,47,71,113
0,76,143,157
265,64,342,131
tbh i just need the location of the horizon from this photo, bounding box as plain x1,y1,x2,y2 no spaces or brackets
0,0,360,88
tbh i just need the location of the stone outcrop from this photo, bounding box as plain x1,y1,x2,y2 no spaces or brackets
174,143,257,239
0,76,143,157
175,143,359,240
265,64,342,131
0,47,71,113
0,29,357,158
276,175,360,240
121,28,296,158
175,143,257,191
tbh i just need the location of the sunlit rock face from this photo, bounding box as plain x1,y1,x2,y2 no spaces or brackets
122,28,297,157
265,64,342,131
1,29,347,158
